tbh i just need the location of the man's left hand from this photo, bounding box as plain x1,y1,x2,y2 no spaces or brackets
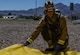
54,44,61,52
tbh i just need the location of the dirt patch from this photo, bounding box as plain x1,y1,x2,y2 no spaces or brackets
0,21,80,51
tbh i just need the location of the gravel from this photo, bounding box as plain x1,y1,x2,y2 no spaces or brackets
0,21,80,51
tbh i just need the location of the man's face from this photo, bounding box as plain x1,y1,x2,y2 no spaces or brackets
46,9,55,17
46,11,53,16
44,6,55,17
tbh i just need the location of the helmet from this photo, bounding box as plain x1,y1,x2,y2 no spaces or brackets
55,9,60,13
55,9,61,17
44,1,55,12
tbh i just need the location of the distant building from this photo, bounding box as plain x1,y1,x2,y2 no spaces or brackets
3,15,18,19
68,13,80,20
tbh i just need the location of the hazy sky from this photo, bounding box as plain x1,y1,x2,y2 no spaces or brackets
0,0,80,10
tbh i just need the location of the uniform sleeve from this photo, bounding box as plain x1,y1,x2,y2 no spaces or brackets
30,16,46,41
57,16,68,45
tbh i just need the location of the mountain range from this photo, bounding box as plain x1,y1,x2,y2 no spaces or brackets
0,3,80,16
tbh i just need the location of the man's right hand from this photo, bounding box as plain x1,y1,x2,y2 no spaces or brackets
23,37,33,46
23,41,30,46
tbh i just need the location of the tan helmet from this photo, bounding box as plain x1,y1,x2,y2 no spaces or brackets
44,1,55,12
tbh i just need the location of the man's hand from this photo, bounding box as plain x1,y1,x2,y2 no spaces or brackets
54,44,61,52
23,37,33,46
23,41,30,46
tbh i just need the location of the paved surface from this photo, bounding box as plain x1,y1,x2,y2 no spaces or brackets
0,21,80,51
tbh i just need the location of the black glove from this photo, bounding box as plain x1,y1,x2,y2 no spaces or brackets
45,48,54,51
54,44,61,52
23,37,33,46
45,45,54,51
23,41,30,46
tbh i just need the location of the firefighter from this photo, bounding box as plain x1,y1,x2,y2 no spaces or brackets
55,9,61,14
55,9,61,18
23,1,69,52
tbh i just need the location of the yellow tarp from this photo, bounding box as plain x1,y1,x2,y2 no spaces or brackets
0,44,80,55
